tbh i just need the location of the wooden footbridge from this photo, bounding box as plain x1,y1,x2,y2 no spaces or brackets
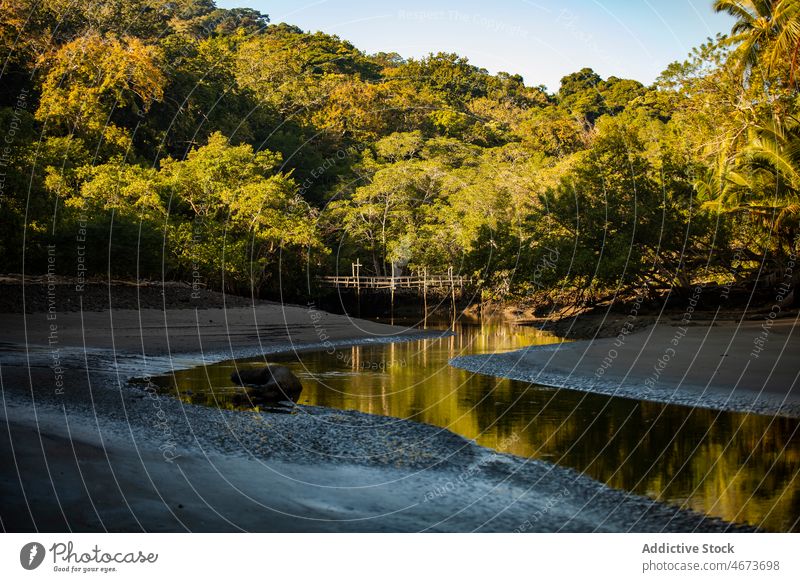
318,262,469,315
319,272,468,291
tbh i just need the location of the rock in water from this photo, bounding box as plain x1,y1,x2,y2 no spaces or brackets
230,364,303,404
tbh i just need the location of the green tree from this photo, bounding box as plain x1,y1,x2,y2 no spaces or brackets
36,33,166,153
558,67,607,123
55,132,322,291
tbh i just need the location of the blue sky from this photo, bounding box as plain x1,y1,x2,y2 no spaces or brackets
215,0,734,91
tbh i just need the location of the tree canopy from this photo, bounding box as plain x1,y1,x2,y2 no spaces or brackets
2,0,798,305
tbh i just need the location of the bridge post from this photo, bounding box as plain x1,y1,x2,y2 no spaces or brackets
390,269,396,319
423,267,428,327
448,266,456,323
353,259,361,316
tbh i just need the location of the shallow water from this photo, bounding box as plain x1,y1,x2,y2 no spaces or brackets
151,317,800,532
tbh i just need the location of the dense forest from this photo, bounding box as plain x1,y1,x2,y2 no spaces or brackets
2,0,799,307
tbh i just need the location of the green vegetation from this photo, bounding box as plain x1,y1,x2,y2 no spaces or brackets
2,0,799,304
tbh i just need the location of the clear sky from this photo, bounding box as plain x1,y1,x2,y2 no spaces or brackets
215,0,734,91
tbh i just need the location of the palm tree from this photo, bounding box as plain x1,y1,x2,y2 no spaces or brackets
710,1,800,274
711,0,800,225
695,153,756,213
701,117,800,242
771,0,800,82
714,0,800,83
714,0,777,78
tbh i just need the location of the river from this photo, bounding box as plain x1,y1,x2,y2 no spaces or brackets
152,316,800,532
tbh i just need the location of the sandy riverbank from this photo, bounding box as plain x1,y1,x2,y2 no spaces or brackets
451,319,800,418
0,291,750,532
0,287,415,355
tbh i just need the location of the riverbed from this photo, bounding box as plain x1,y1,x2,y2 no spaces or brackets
152,316,800,532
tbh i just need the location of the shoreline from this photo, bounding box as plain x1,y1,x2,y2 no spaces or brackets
450,320,800,418
0,300,755,532
471,298,800,340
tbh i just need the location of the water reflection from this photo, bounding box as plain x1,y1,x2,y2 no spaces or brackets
152,317,800,532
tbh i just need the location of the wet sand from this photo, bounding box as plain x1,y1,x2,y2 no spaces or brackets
0,300,412,355
451,320,800,418
0,301,749,532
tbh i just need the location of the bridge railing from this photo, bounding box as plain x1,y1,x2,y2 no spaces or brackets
318,274,468,290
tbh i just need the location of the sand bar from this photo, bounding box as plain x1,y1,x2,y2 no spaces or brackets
451,320,800,418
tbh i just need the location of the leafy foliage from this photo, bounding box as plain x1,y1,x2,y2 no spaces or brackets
2,0,795,304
